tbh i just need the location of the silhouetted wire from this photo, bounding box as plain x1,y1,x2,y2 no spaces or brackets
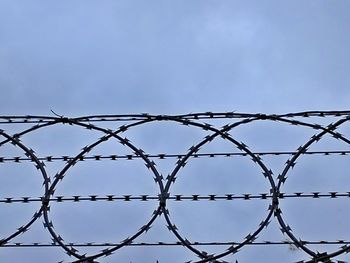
1,150,350,163
1,110,350,124
1,112,350,263
3,240,350,247
1,192,349,203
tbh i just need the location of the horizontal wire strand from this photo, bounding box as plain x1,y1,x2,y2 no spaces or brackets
3,240,350,248
1,192,349,203
1,150,350,163
1,111,350,124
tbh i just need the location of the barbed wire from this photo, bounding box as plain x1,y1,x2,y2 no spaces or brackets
3,240,350,248
1,112,350,263
1,192,349,204
1,110,350,124
1,150,350,163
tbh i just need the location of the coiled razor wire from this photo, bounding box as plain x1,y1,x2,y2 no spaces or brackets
1,111,350,263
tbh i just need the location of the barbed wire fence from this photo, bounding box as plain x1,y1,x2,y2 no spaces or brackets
1,111,350,263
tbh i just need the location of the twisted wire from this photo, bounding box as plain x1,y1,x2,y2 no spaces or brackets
1,112,350,263
1,192,350,204
3,240,350,248
1,150,350,163
1,110,350,124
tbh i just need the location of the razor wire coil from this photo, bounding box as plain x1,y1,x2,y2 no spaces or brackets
1,111,350,263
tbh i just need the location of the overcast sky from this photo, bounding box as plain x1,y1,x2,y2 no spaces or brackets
1,1,350,263
1,1,350,115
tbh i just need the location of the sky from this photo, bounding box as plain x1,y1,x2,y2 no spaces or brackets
1,1,350,263
1,1,350,115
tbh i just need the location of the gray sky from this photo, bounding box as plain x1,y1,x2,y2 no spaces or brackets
1,1,350,115
1,1,350,263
